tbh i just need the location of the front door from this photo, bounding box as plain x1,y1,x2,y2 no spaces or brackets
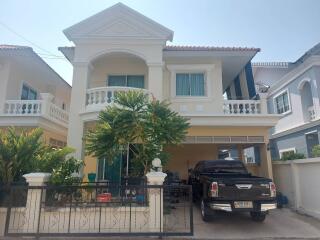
98,155,123,195
306,132,319,157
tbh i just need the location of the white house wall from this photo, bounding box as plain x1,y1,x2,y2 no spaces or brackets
3,55,70,110
267,67,319,135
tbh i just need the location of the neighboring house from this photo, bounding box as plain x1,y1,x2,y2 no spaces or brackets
0,45,71,147
59,3,280,182
253,43,320,159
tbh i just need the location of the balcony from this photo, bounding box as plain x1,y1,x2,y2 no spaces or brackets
1,93,69,128
86,87,148,112
308,106,316,121
223,100,263,115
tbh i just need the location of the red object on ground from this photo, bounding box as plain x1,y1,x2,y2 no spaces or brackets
97,193,112,202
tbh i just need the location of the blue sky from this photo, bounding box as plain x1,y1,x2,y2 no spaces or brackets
1,0,320,85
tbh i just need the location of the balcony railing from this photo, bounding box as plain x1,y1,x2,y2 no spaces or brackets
86,87,148,110
2,93,69,127
223,100,262,115
308,106,316,121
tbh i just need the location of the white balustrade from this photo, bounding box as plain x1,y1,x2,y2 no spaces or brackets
308,106,316,121
2,96,69,126
86,87,148,109
4,100,42,115
48,103,69,123
223,100,262,115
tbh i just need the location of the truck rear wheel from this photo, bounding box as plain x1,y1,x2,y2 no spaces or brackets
250,211,266,222
201,199,211,222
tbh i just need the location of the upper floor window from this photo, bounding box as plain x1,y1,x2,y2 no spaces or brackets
21,84,37,100
176,73,205,96
274,90,290,114
107,75,144,89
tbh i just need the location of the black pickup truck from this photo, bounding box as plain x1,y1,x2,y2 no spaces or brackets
188,160,277,222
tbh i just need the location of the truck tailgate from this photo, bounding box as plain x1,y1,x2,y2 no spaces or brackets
216,178,272,200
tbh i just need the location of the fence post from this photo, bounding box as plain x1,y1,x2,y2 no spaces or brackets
23,173,51,233
146,171,167,233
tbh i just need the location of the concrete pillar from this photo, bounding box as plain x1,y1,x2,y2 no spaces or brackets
23,173,51,233
148,63,163,100
259,93,268,114
67,62,90,160
146,171,167,233
0,62,10,114
290,162,301,210
260,143,273,179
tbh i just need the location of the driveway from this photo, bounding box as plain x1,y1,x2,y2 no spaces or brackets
193,207,320,239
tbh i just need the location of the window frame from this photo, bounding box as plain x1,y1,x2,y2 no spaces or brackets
107,74,145,89
175,72,206,97
279,147,296,158
167,64,214,101
21,83,38,100
273,89,291,114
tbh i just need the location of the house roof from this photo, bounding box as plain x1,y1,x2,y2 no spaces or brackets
164,45,260,52
0,44,71,88
0,44,31,50
63,3,174,42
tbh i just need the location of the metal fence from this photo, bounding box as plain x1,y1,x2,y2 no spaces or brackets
0,183,193,237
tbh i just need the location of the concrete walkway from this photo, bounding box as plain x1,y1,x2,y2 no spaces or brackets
193,207,320,239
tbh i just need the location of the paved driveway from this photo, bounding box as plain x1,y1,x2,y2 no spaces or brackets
193,207,320,239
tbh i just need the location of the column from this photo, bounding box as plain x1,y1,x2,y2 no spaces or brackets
148,63,163,101
259,93,268,114
260,143,274,179
146,171,167,233
0,62,10,114
290,162,301,210
23,173,51,233
67,62,90,160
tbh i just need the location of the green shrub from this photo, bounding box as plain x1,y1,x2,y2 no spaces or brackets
280,152,305,161
311,145,320,157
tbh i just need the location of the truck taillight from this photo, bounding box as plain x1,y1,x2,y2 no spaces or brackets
210,182,219,197
269,182,276,197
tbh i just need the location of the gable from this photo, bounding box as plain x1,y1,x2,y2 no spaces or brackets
64,3,173,42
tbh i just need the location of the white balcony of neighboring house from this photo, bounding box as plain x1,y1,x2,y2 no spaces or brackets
1,93,69,128
308,106,316,121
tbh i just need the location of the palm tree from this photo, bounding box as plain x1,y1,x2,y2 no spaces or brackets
0,127,43,185
85,91,189,175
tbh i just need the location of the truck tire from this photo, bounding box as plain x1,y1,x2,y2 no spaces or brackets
201,199,211,222
250,211,266,222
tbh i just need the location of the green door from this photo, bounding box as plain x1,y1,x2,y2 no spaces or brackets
97,155,123,195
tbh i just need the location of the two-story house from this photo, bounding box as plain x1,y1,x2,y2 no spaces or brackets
59,3,280,183
0,45,70,147
253,42,320,159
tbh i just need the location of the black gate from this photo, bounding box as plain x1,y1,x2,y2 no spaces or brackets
1,183,193,237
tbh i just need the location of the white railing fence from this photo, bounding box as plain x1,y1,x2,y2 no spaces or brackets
2,94,68,127
4,100,42,115
223,100,262,114
308,106,316,121
86,87,148,109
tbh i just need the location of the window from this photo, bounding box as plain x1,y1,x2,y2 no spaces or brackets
107,75,144,89
21,84,37,100
274,90,290,114
62,102,66,110
49,138,67,149
176,73,205,96
279,148,296,158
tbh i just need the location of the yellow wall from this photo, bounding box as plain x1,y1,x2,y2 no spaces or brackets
83,155,97,182
187,126,270,139
165,144,218,180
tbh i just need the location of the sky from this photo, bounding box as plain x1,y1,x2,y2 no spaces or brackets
1,0,320,85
